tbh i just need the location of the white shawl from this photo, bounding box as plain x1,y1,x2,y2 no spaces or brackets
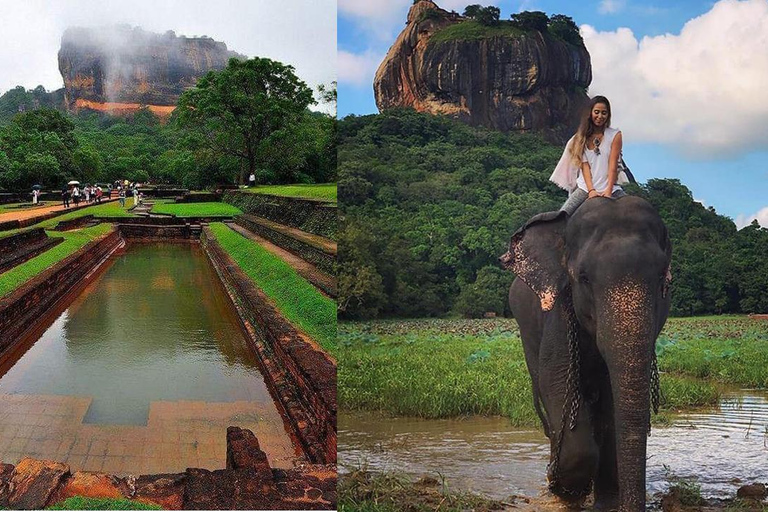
549,136,579,193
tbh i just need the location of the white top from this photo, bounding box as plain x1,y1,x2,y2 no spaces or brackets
576,127,623,194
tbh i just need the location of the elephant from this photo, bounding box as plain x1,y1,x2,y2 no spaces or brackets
500,195,672,511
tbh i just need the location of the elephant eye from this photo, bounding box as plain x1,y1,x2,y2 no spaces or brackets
579,271,590,284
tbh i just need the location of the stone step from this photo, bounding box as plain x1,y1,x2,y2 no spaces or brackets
235,214,336,275
225,222,336,298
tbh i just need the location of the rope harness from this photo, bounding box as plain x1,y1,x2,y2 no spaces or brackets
547,288,662,494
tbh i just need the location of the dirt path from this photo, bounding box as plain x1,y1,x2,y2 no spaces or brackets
0,201,88,223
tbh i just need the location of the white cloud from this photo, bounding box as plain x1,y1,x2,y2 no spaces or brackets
338,0,409,21
599,0,625,14
338,50,383,87
582,0,768,158
338,0,411,40
736,206,768,229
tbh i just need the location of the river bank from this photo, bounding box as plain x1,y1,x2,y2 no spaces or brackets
338,316,768,510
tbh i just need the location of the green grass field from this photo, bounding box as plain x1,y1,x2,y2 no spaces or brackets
48,496,161,510
0,223,114,298
240,183,337,202
208,222,336,353
151,202,243,217
338,317,768,425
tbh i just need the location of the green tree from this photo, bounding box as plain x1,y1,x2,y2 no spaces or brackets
548,14,583,46
13,108,77,151
73,145,104,183
176,57,315,185
510,11,550,32
476,6,501,26
453,266,514,318
463,4,483,18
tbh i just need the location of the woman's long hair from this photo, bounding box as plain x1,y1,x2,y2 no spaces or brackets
569,96,612,167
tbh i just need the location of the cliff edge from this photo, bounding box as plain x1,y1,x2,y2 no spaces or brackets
373,1,592,143
58,26,245,118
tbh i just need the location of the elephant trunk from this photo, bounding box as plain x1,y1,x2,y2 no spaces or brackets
598,279,655,512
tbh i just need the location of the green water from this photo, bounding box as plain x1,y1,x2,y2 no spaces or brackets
0,243,277,425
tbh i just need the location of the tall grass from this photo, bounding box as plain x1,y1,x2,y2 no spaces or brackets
657,316,768,387
339,320,537,425
208,222,336,353
338,317,768,423
0,224,114,298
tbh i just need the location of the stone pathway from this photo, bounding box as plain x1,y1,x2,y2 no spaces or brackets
0,393,299,476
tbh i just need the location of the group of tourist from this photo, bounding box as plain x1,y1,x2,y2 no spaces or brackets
60,184,105,209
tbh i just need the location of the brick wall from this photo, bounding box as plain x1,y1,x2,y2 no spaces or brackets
0,229,121,356
201,227,336,464
223,191,337,239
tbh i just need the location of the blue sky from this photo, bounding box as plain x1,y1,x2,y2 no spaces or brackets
338,0,768,228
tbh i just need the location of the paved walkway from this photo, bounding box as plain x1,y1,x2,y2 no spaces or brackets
0,393,298,476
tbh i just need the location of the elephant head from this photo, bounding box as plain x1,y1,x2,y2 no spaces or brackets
502,196,672,511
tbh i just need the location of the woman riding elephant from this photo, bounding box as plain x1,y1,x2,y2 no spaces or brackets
550,95,630,215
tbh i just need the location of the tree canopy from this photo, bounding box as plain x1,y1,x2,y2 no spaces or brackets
338,109,768,319
0,73,335,190
176,57,315,185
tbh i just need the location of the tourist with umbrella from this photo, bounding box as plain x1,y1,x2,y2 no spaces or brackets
31,184,41,205
69,180,81,206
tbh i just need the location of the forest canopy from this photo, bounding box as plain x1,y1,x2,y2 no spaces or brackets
0,61,336,191
338,109,768,319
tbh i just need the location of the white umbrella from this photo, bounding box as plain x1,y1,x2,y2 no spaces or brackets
68,180,80,186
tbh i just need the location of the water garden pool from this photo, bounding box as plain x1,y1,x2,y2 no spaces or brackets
0,243,297,475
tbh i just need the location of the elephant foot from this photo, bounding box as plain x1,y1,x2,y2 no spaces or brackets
593,493,620,511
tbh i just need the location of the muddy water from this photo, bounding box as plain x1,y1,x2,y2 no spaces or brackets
0,243,297,472
339,390,768,500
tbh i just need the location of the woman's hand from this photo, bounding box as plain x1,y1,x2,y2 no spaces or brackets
588,189,600,199
600,189,613,198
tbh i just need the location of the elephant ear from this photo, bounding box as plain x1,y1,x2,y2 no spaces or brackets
500,210,568,311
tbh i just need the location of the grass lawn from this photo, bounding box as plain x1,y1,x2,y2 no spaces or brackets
208,222,336,353
0,201,50,212
338,317,768,424
0,223,114,298
48,496,161,510
240,183,337,203
151,202,242,217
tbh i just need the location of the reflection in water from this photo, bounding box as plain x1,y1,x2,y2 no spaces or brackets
0,244,276,426
340,390,768,500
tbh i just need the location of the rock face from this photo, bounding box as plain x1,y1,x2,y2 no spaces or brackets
58,26,244,117
374,0,592,143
